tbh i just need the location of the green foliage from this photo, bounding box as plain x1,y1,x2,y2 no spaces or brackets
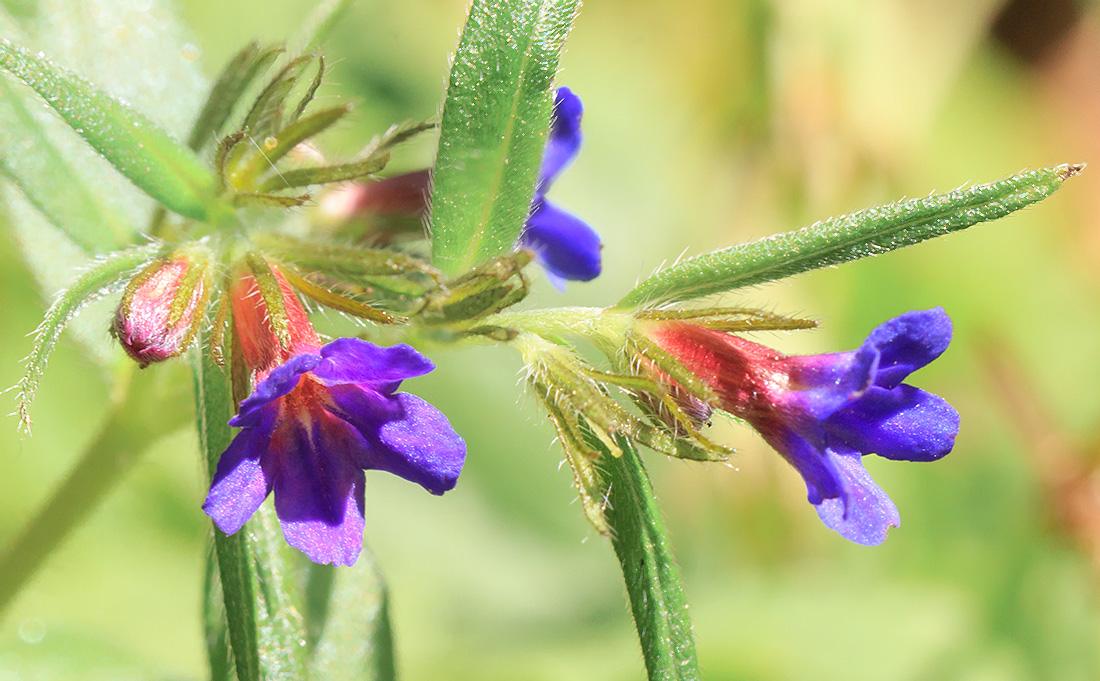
618,164,1084,307
0,78,130,251
16,243,163,431
430,0,581,275
307,556,397,681
602,438,700,681
0,38,223,221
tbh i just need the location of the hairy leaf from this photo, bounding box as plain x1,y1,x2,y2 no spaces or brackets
618,164,1084,307
0,39,223,220
430,0,580,274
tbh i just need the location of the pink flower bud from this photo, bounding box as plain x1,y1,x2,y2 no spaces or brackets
113,253,210,367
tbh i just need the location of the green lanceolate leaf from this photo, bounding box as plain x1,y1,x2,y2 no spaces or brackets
0,39,224,221
0,78,130,251
602,438,701,681
307,552,397,681
16,242,162,431
237,104,351,185
188,42,282,153
248,503,310,679
430,0,581,274
618,163,1085,307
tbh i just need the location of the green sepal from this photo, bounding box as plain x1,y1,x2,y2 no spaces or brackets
16,242,164,432
618,164,1085,307
430,0,581,274
292,56,325,122
419,251,533,324
535,382,613,537
233,191,311,208
635,306,818,333
240,54,315,141
245,253,294,348
253,233,439,279
279,265,401,324
236,104,351,186
0,39,224,221
257,155,387,192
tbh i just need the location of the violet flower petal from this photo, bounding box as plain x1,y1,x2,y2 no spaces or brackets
814,446,901,546
329,387,466,495
312,338,434,390
204,417,276,535
232,353,321,427
538,87,583,191
766,430,844,506
270,410,368,566
521,199,602,282
862,307,952,389
826,385,960,462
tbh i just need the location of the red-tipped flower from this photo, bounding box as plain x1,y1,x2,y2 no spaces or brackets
204,259,465,566
643,309,959,545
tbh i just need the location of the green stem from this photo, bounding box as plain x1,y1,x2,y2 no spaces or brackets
602,441,701,681
483,306,607,335
0,365,188,614
193,345,261,681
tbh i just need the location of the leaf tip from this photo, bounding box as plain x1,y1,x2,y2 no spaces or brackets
1058,162,1087,181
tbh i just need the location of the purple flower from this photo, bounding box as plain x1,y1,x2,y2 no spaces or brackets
521,87,602,288
646,308,959,545
203,338,466,566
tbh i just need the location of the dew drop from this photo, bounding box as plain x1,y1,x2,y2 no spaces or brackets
17,619,45,644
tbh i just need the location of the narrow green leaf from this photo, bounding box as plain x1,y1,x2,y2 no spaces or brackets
602,439,701,681
16,242,162,432
238,104,351,183
618,164,1085,308
430,0,580,274
257,155,388,192
307,551,396,681
240,55,314,140
0,38,223,220
0,365,190,614
0,78,129,251
204,543,233,681
188,42,281,153
193,345,261,681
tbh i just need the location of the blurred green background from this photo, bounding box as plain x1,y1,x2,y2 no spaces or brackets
3,0,1100,679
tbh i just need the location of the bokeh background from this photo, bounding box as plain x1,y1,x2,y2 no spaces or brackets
2,0,1100,679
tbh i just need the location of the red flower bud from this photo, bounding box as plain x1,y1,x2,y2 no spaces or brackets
230,261,321,378
113,253,210,367
318,170,430,222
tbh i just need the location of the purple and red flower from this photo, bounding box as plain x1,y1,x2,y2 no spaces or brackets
645,308,959,545
203,266,465,566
